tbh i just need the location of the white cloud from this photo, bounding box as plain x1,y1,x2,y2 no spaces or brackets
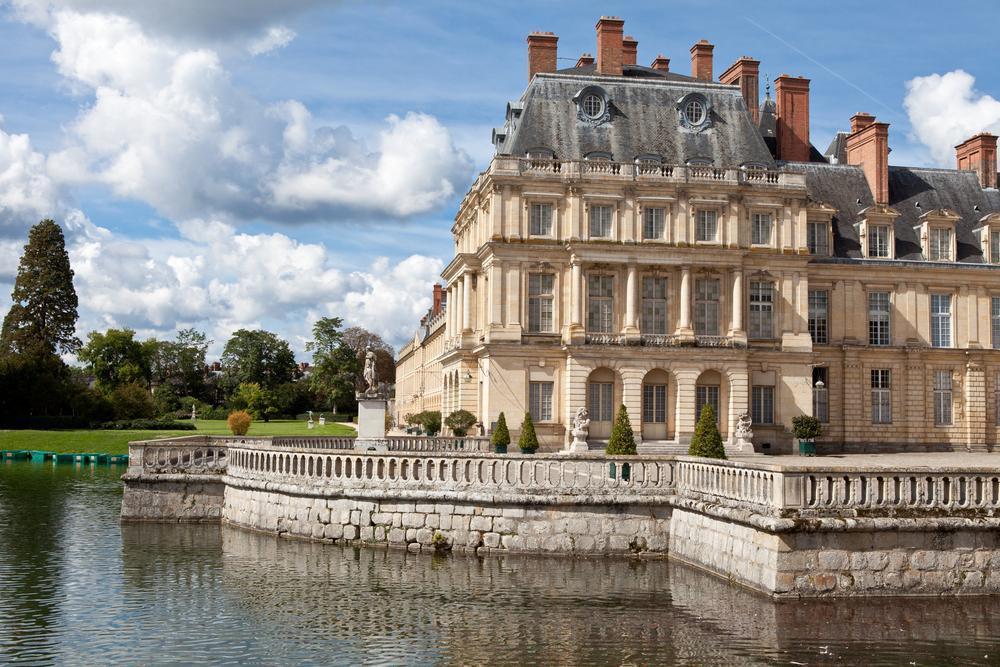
248,25,296,56
904,69,1000,166
0,121,65,237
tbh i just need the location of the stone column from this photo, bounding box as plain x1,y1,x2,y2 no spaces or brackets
448,285,457,337
678,266,693,335
674,368,700,445
624,264,639,335
462,271,473,333
489,262,503,326
730,268,744,336
570,258,582,325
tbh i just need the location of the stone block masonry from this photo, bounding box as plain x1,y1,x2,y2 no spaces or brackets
223,483,672,557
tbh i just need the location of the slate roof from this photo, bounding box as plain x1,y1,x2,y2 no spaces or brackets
498,72,775,167
781,162,873,258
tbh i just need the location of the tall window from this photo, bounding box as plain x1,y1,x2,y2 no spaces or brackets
868,225,890,258
807,221,829,255
527,273,554,333
930,294,952,348
694,278,720,336
529,381,553,422
813,367,829,423
751,212,772,246
529,202,553,236
751,385,774,425
929,228,952,261
696,209,718,242
868,291,891,346
588,382,613,422
992,296,1000,350
991,231,1000,264
642,383,667,424
643,207,665,240
808,290,829,344
695,384,720,423
748,281,774,339
641,277,668,334
871,369,892,424
587,275,614,333
933,370,953,426
589,204,612,238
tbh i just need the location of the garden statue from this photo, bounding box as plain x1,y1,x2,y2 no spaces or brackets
363,344,378,395
191,403,197,421
318,414,326,426
735,411,753,451
568,407,590,452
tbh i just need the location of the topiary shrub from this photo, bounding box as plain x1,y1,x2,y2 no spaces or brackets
518,412,539,453
444,409,477,436
227,410,252,436
605,404,637,455
688,404,726,459
791,415,823,441
491,412,510,453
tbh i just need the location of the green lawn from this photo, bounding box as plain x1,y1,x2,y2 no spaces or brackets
0,419,356,455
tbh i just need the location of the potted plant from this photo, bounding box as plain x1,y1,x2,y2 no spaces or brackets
518,412,539,454
444,409,477,437
492,412,510,454
687,404,727,460
792,415,823,456
605,404,636,480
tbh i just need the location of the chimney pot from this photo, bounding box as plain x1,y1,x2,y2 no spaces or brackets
850,112,876,133
650,54,670,72
690,39,714,81
719,56,760,124
526,31,558,82
432,283,444,316
575,53,595,68
956,132,998,189
774,74,811,163
846,115,891,205
595,16,625,76
622,35,638,66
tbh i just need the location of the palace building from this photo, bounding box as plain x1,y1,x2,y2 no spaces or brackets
395,16,1000,454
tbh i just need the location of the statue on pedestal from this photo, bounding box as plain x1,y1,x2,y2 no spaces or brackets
191,403,197,421
359,344,380,399
569,407,590,452
735,411,753,452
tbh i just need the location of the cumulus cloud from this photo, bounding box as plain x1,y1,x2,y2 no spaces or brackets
0,121,66,238
248,25,296,56
904,70,1000,166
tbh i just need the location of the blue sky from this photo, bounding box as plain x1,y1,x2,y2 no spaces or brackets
0,0,998,358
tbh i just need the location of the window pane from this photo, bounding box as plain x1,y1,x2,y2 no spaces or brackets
809,290,829,344
751,385,774,424
933,370,952,426
696,210,717,242
643,384,667,423
751,213,772,245
992,296,1000,350
991,231,1000,264
530,203,553,236
589,382,613,422
868,225,889,258
868,292,891,346
871,369,892,424
641,277,668,334
695,385,720,423
643,207,665,240
748,281,774,339
587,275,614,333
931,294,952,348
529,381,553,422
527,273,554,332
694,278,720,336
807,222,828,255
589,205,613,238
930,228,951,261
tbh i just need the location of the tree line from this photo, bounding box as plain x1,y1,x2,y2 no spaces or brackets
0,219,394,428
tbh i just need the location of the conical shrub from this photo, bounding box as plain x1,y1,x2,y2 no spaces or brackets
492,412,510,452
518,412,539,452
605,404,637,455
688,404,727,459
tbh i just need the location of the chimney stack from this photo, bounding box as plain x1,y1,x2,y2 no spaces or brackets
650,55,670,72
846,112,890,205
432,283,444,316
719,56,761,124
526,31,558,82
690,40,714,81
774,74,811,163
595,16,624,76
575,53,594,68
622,35,638,66
956,133,998,190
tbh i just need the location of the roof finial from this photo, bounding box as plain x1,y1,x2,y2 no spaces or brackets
764,75,771,99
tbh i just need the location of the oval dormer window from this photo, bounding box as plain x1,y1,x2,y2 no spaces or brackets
582,93,605,119
677,93,711,131
684,99,706,125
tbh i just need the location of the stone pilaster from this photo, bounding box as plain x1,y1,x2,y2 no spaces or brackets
965,354,988,452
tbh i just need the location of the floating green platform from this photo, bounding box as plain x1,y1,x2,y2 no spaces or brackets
1,450,31,460
0,451,130,465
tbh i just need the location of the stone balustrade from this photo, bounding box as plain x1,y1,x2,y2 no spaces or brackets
490,157,806,189
127,436,230,476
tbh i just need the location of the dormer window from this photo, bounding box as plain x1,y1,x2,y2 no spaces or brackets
573,86,611,125
974,213,1000,264
856,205,900,260
582,93,605,119
685,99,705,125
915,208,960,263
929,228,952,261
868,224,890,258
525,148,555,160
677,93,711,131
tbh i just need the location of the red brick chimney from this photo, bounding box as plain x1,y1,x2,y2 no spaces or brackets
774,74,811,163
527,31,558,82
690,40,714,81
622,35,638,66
719,56,760,124
432,283,444,315
956,132,998,190
575,53,594,68
846,112,890,205
595,16,624,76
650,55,670,72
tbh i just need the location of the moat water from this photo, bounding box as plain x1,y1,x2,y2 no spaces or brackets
2,462,1000,666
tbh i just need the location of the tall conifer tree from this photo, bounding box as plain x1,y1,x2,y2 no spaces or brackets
1,220,80,357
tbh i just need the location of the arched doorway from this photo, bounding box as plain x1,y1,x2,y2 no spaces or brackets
587,367,617,440
641,369,672,441
694,369,729,438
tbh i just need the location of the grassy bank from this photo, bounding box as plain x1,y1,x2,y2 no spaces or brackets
0,419,356,455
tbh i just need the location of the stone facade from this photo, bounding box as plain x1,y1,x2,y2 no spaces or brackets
395,16,1000,455
224,483,671,556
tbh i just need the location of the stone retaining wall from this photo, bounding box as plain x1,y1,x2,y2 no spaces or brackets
223,482,672,556
121,474,225,523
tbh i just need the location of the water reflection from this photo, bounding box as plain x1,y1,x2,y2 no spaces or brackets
3,461,1000,665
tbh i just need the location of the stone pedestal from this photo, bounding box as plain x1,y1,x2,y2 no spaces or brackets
354,398,388,451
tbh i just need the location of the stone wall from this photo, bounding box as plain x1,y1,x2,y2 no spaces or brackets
120,474,225,523
223,482,671,556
